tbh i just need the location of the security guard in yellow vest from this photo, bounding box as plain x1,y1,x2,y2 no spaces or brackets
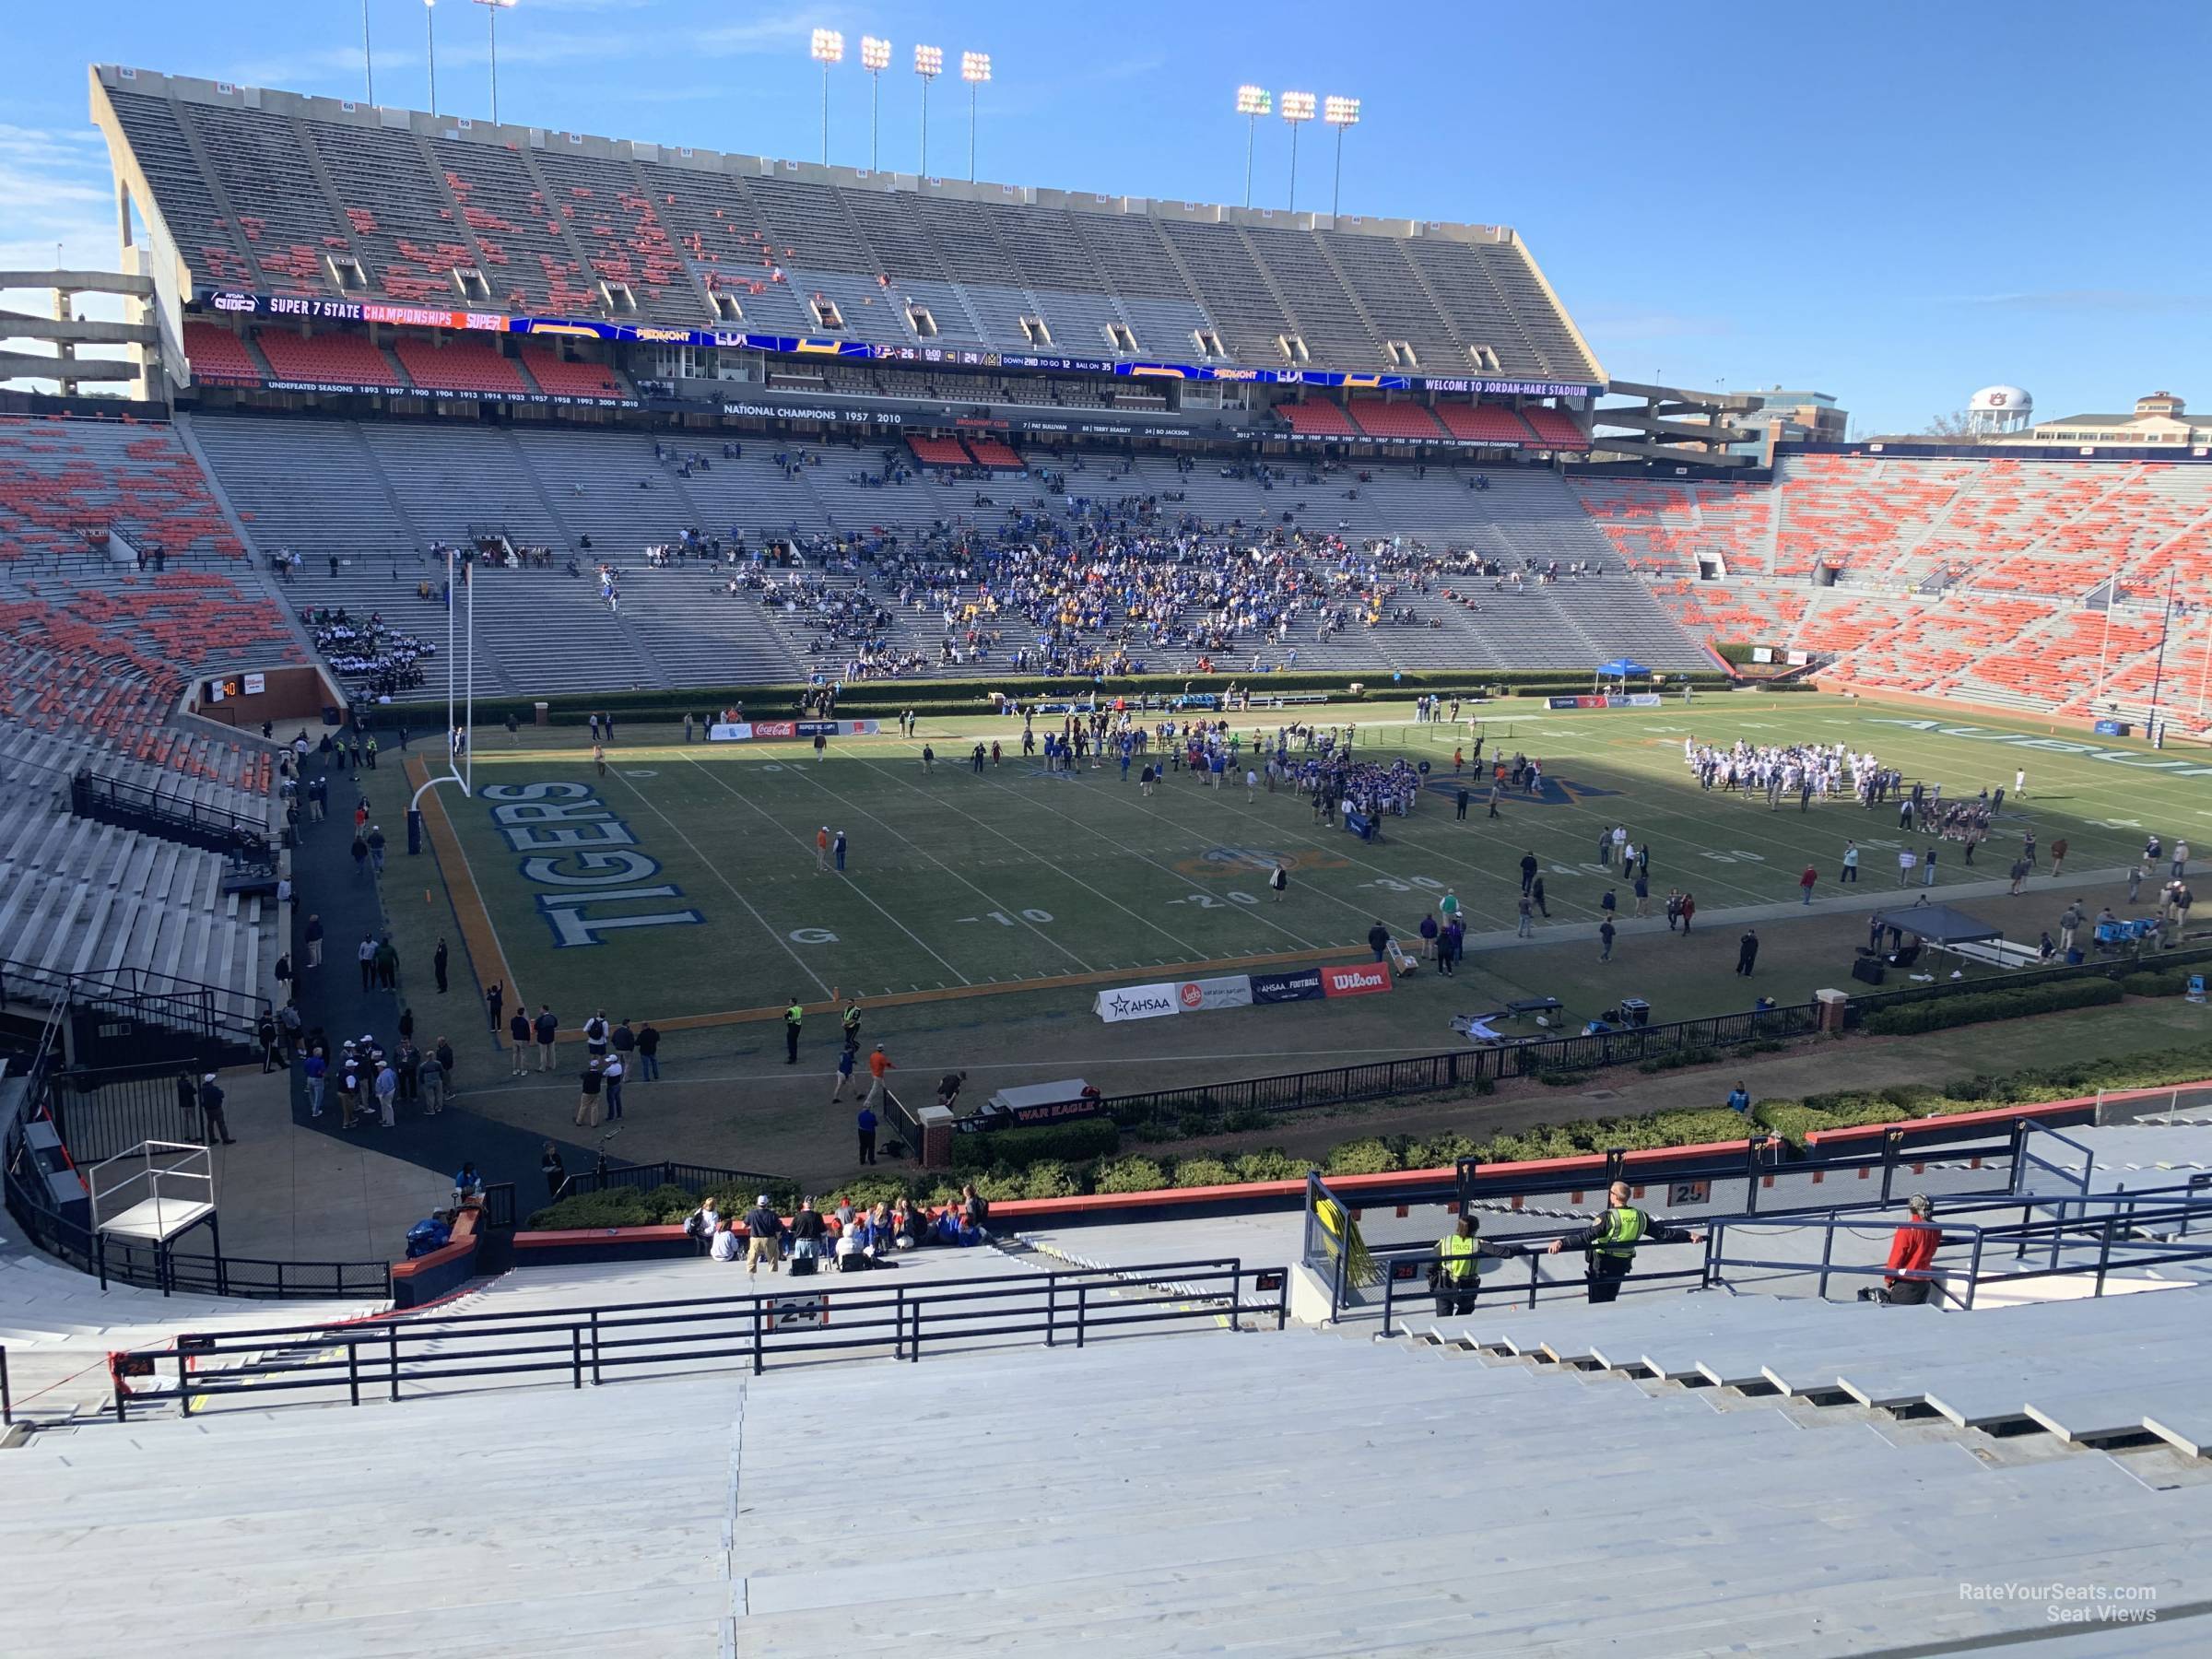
1547,1181,1703,1303
783,995,804,1065
1430,1215,1525,1318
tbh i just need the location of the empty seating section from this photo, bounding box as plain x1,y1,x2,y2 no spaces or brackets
962,437,1022,469
0,710,283,1021
309,120,480,304
392,337,530,396
1323,234,1463,369
518,346,629,400
1436,404,1537,447
0,419,248,565
182,103,347,295
107,74,1603,381
1583,454,2212,724
104,91,256,288
907,436,970,467
182,323,264,386
1280,400,1357,438
1770,455,1978,582
636,163,816,333
431,137,598,315
256,331,407,388
1400,241,1535,371
1154,219,1297,365
1348,400,1444,441
1239,225,1382,367
531,149,694,321
1521,406,1590,452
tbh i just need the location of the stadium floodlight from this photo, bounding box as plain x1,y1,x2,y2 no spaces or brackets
811,29,844,166
362,0,374,104
1280,91,1315,211
1235,86,1273,208
1323,95,1359,219
424,0,438,115
473,0,517,125
861,36,891,171
914,43,943,173
960,52,990,182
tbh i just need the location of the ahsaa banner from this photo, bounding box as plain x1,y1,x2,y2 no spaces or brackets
1094,982,1180,1023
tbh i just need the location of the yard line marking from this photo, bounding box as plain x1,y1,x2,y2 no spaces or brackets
908,747,1329,951
759,755,1101,971
666,758,971,985
840,751,1217,962
598,766,835,998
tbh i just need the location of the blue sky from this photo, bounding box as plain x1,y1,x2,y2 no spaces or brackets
6,0,2208,432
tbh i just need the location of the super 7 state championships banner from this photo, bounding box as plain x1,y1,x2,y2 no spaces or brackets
1094,962,1391,1023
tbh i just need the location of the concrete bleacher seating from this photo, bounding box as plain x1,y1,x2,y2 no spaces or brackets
1577,453,2212,724
99,67,1599,383
0,771,276,1019
182,412,1712,690
7,1291,2208,1653
0,418,250,566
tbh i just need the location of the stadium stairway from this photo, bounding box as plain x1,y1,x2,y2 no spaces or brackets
9,1319,2206,1654
1411,1281,2212,1458
0,1214,381,1423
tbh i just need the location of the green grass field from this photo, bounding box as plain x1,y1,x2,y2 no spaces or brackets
378,694,2206,1030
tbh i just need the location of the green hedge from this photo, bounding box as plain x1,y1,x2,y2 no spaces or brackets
2119,969,2195,998
517,1038,2212,1226
1860,978,2123,1036
382,665,1735,727
950,1116,1120,1174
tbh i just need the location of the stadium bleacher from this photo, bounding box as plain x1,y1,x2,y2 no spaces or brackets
180,412,1712,690
1576,453,2212,724
254,329,409,390
102,67,1598,385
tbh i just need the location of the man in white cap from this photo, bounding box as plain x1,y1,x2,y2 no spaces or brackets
742,1193,783,1276
198,1073,234,1145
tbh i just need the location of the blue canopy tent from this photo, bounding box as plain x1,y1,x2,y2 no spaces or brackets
1594,657,1650,693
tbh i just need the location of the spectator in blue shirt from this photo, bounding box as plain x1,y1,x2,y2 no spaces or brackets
1725,1083,1752,1115
857,1105,878,1164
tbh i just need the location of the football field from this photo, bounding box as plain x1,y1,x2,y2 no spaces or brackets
388,695,2208,1031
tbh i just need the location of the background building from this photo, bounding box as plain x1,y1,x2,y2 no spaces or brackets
1999,390,2212,449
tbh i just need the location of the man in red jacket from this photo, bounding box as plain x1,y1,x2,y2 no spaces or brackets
1859,1194,1941,1305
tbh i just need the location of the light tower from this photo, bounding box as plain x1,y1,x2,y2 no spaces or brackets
809,29,844,165
1235,86,1272,209
861,35,891,171
960,52,991,182
423,0,438,113
1280,91,1315,212
1323,96,1359,219
914,44,943,174
473,0,516,124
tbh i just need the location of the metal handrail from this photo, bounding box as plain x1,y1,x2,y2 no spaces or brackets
109,1256,1291,1419
2014,1121,2099,1197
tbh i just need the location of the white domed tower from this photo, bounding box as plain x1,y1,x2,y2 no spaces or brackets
1966,385,2033,435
